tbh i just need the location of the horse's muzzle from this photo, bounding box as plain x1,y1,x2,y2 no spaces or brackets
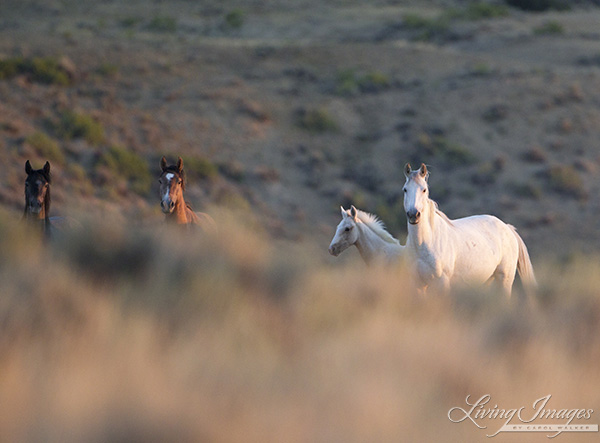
161,200,175,213
28,202,43,214
328,245,339,256
407,210,421,225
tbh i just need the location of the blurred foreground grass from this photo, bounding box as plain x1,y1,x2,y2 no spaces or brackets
0,208,599,442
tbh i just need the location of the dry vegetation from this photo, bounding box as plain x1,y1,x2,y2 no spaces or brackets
2,0,600,441
1,210,600,442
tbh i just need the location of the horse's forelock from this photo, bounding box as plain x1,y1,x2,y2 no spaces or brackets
161,166,185,190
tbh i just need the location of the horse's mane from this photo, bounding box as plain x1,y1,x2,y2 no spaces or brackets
429,199,453,227
355,209,400,245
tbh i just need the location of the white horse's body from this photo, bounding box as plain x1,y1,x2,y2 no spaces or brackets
403,163,536,297
329,206,404,264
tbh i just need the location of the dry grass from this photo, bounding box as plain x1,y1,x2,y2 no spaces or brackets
1,208,599,442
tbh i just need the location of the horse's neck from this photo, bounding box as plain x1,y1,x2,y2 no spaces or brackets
355,223,395,263
407,200,443,248
167,197,192,224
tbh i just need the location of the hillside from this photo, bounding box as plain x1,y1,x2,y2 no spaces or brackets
3,1,600,256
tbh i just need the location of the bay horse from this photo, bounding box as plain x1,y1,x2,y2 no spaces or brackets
329,205,404,265
23,160,52,238
403,163,537,297
159,156,216,233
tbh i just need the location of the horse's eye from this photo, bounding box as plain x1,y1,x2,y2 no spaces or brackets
345,226,353,232
403,188,407,193
422,189,426,193
158,179,163,184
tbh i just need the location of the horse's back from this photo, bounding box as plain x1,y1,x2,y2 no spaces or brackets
453,214,516,246
447,214,519,282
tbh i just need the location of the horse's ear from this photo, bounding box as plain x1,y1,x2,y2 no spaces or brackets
160,156,168,171
404,163,412,177
340,206,347,218
25,160,32,175
176,157,184,172
43,161,50,175
419,163,428,178
350,205,358,221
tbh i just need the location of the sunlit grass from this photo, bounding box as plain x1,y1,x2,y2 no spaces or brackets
0,209,598,441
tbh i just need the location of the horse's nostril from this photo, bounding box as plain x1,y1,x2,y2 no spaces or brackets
416,211,421,218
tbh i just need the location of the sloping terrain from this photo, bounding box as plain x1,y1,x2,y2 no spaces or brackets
2,1,600,255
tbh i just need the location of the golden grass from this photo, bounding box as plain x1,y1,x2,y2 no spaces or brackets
0,209,599,442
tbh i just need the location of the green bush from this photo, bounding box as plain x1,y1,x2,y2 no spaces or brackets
402,13,451,41
96,63,119,77
533,21,564,35
547,164,585,199
335,70,390,96
54,111,105,145
181,155,219,181
505,0,570,11
25,131,65,165
297,108,338,133
448,2,510,20
98,145,152,196
418,133,476,165
225,9,245,29
119,16,141,28
148,15,177,33
0,56,71,85
511,182,542,200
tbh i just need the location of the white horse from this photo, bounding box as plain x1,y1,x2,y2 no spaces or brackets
329,205,404,264
403,163,537,297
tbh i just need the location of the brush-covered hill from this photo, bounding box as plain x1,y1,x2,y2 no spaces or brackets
2,0,600,257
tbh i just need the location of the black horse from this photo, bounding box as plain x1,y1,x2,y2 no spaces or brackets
23,160,52,238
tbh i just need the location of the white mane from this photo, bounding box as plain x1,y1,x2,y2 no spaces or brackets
355,209,399,245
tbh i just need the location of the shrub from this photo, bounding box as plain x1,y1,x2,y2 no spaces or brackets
148,15,177,33
0,56,71,85
448,2,510,20
335,70,390,96
225,9,245,29
402,13,451,41
511,182,542,199
96,63,119,77
418,133,476,165
119,17,141,28
533,21,564,35
504,0,570,11
25,131,65,165
181,155,219,181
98,145,151,196
297,108,338,133
547,164,586,199
54,111,105,145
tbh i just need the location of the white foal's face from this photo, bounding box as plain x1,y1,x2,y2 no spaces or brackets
329,207,359,256
403,163,429,225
